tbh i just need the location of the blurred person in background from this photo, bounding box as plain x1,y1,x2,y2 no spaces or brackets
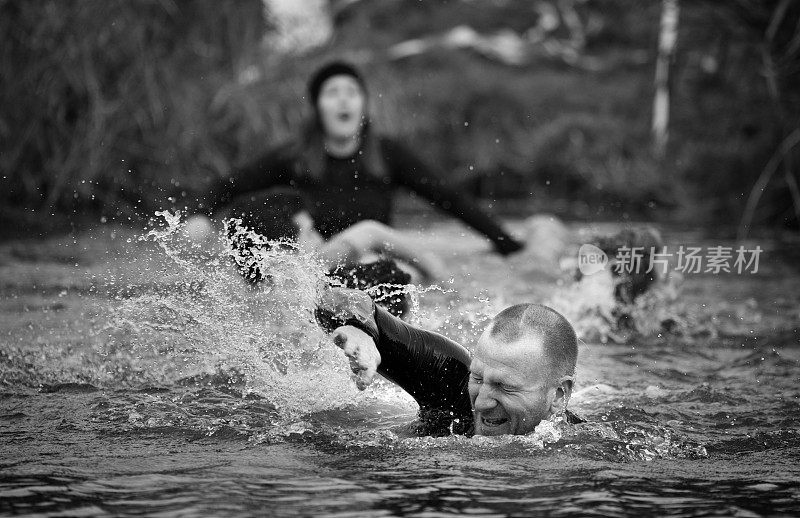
185,60,524,259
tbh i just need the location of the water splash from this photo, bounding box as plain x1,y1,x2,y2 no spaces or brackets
547,268,618,342
546,268,702,343
104,211,395,419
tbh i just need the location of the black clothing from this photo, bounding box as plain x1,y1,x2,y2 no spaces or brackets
328,259,412,319
205,138,523,255
371,307,475,435
224,218,412,316
316,289,582,436
316,292,472,435
223,188,306,242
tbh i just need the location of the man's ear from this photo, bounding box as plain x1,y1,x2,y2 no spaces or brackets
549,378,573,416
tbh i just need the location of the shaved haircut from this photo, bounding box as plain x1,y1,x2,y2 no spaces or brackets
488,303,577,381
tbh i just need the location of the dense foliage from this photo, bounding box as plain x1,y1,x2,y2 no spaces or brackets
1,0,798,230
1,0,267,219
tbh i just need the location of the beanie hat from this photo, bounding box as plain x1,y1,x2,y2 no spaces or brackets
307,61,366,105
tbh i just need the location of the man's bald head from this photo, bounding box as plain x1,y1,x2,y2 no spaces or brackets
486,303,577,382
470,303,578,436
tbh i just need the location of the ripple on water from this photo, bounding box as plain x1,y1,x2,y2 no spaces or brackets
2,216,800,516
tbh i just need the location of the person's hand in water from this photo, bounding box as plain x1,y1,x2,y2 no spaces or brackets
332,325,381,390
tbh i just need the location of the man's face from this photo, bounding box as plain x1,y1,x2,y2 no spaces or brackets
468,330,559,436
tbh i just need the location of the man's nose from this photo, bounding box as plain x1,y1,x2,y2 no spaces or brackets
473,386,497,412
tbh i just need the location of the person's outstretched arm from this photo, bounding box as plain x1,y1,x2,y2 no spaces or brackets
381,139,524,256
316,288,473,420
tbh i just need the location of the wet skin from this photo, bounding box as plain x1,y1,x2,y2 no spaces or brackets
469,331,569,436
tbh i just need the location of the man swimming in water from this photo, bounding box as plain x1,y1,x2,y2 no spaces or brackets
316,288,581,436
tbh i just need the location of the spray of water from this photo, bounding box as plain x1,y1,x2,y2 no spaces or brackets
105,210,420,421
0,214,718,455
546,267,693,344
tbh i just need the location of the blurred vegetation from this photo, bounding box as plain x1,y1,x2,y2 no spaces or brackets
0,0,269,223
1,0,798,234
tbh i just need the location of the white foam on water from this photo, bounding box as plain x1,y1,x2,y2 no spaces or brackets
107,210,418,420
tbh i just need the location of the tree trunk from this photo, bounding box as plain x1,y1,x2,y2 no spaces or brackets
652,0,679,158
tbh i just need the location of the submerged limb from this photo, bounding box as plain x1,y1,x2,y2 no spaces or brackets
332,325,381,390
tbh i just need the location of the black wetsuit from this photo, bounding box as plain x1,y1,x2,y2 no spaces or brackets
204,137,523,255
316,290,582,436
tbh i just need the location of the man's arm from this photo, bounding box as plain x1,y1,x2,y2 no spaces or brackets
316,288,473,419
371,306,471,417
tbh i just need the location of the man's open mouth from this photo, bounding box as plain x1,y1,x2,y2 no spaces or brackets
481,416,509,427
337,113,352,122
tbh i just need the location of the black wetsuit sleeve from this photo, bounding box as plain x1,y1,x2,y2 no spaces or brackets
201,147,296,214
382,139,524,255
314,288,473,426
371,307,473,421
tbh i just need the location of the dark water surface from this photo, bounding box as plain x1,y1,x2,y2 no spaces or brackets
1,218,799,517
